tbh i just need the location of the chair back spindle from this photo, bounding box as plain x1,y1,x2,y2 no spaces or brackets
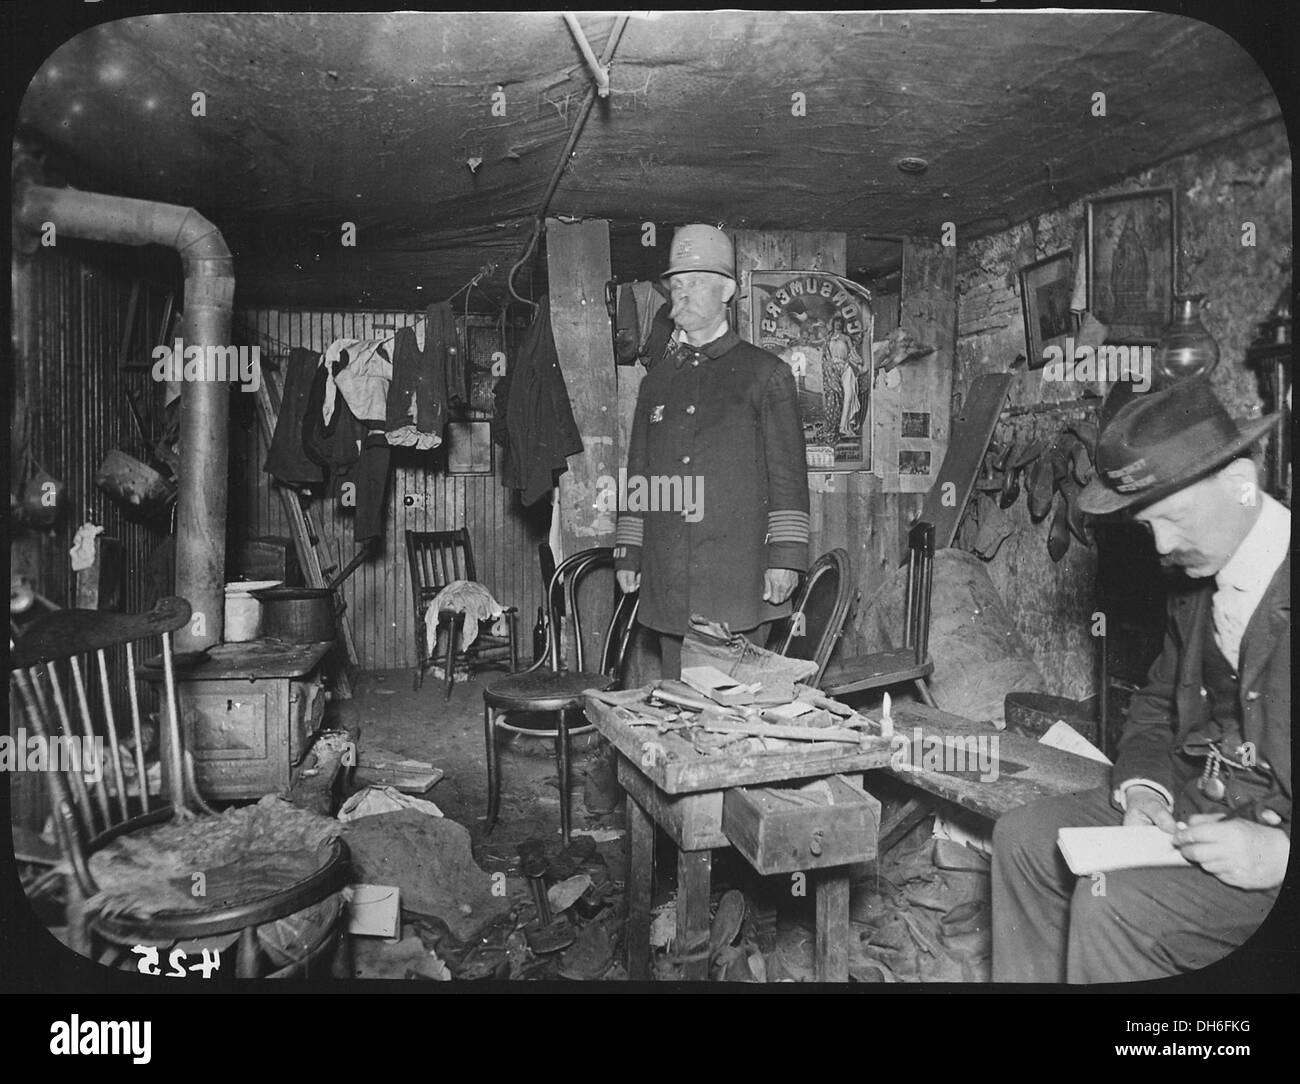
906,521,935,667
8,596,193,897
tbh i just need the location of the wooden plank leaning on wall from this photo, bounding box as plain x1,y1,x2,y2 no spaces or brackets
547,217,616,667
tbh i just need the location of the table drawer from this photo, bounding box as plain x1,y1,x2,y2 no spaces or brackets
723,775,880,875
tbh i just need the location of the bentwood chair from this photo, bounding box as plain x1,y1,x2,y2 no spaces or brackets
482,548,640,847
819,521,938,706
771,548,853,688
10,597,351,979
406,528,518,698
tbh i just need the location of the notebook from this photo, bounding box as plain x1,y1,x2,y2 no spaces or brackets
1057,826,1191,876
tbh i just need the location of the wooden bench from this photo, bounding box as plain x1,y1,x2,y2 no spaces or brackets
867,702,1110,849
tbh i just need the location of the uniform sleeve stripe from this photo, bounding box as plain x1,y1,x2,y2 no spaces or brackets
615,518,644,546
766,510,810,542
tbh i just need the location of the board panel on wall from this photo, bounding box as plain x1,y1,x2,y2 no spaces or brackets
238,309,549,672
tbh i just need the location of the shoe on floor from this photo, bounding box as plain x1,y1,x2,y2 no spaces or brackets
583,748,622,814
709,889,747,957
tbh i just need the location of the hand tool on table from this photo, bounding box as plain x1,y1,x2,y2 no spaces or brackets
793,687,854,716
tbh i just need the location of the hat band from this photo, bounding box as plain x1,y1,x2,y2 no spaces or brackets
1102,414,1242,494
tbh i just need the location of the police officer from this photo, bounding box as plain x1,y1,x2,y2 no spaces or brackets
613,224,810,678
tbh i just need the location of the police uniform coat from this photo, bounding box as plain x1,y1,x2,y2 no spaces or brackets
614,327,810,635
1115,559,1291,833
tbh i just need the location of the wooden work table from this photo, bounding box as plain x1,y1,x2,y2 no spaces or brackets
586,686,894,982
586,687,1109,983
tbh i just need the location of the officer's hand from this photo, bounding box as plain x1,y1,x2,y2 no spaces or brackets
616,570,641,594
1122,786,1177,832
1173,814,1290,890
763,568,799,605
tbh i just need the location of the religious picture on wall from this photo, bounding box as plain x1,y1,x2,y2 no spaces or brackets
1018,250,1075,369
1086,188,1176,343
750,270,874,470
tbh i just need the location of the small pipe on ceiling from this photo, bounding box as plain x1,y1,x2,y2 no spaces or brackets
508,14,630,310
563,13,611,98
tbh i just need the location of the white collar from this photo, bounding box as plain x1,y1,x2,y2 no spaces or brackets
672,315,729,349
1215,493,1290,594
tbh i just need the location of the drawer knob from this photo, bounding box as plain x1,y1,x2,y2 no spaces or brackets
810,828,825,856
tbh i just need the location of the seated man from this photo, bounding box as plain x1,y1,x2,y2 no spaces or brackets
992,376,1289,983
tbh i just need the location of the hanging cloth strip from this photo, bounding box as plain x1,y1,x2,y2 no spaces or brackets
329,339,393,426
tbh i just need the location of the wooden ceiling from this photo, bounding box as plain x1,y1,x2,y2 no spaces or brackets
16,10,1282,311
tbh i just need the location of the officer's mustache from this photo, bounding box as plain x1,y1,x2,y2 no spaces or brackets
670,297,696,321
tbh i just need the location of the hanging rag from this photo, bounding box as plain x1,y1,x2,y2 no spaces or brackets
264,348,327,486
630,281,671,368
331,340,393,425
69,523,105,573
500,295,583,506
634,282,674,371
386,301,458,450
303,360,365,475
613,283,640,365
425,580,506,654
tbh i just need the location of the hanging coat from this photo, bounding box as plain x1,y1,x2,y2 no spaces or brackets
264,348,326,486
501,295,583,507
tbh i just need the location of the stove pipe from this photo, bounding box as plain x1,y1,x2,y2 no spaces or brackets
17,184,234,651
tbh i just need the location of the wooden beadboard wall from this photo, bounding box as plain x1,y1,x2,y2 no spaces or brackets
236,309,550,672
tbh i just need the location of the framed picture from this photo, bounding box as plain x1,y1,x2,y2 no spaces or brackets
457,316,518,421
749,270,873,471
1086,188,1176,343
445,421,493,475
1018,251,1075,370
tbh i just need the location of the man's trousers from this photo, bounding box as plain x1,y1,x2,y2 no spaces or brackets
992,785,1279,983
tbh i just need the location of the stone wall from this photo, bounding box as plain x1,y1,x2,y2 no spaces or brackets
953,120,1291,697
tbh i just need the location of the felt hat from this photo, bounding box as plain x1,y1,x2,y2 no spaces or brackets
664,224,735,279
1077,375,1278,514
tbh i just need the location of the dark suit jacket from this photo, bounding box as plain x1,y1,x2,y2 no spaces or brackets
1114,559,1291,834
615,328,810,635
500,295,583,507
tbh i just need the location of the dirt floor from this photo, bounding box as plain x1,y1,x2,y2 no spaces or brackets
335,667,615,854
324,667,993,983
